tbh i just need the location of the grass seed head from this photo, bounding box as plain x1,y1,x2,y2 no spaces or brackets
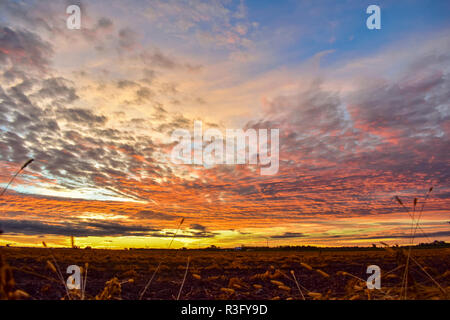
270,280,285,286
394,195,403,206
278,285,291,291
46,260,57,273
300,262,313,271
316,269,330,278
308,292,322,299
220,288,235,294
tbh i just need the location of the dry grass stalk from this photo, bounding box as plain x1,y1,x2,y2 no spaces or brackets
397,187,433,299
290,270,305,300
0,253,32,300
42,242,72,300
409,255,446,295
139,217,185,300
96,277,121,300
176,257,190,300
82,263,88,300
0,159,34,197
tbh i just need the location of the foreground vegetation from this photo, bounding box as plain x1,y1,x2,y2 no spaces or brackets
1,246,449,300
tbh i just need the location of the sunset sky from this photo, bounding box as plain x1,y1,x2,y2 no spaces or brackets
0,0,449,249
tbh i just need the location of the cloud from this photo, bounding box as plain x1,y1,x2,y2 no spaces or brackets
138,49,202,71
0,219,157,237
345,231,450,241
96,17,114,30
143,0,256,49
190,224,207,232
271,232,305,239
59,108,106,125
135,210,180,221
118,27,138,51
0,26,53,70
37,77,79,103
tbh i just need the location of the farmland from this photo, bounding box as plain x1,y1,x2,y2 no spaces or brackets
1,246,449,300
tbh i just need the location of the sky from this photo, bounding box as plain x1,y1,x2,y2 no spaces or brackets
0,0,449,249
